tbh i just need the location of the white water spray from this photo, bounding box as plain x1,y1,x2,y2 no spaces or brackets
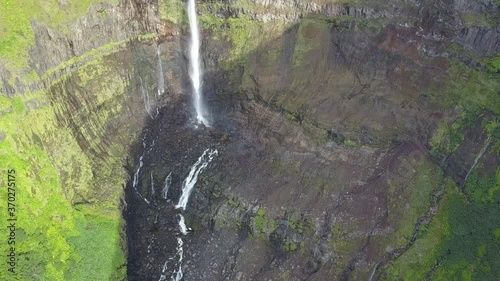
132,141,150,204
170,237,185,281
178,214,188,235
150,172,155,198
175,149,218,210
158,236,185,281
159,149,218,280
162,172,173,199
187,0,209,126
140,78,154,119
157,45,165,96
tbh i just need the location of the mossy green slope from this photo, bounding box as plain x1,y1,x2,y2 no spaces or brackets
384,170,500,280
0,1,153,280
0,90,126,280
0,0,119,68
0,61,129,280
384,54,500,280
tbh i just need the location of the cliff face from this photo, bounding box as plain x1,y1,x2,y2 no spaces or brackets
127,0,500,280
1,0,500,280
0,1,177,279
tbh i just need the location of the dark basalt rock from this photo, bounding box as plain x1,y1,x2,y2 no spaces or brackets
124,0,500,280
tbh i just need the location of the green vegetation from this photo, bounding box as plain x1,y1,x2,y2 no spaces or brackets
484,119,500,140
198,7,499,278
0,54,129,279
367,155,445,266
284,241,300,252
291,19,330,68
222,16,266,66
395,163,442,245
0,0,117,73
198,9,289,70
280,216,307,252
288,217,306,234
2,1,498,280
486,53,500,73
328,225,360,270
385,169,500,280
228,198,240,207
0,18,142,277
434,172,500,280
249,208,278,239
441,61,500,114
159,0,185,24
0,93,89,280
419,50,500,279
383,181,454,280
43,37,131,81
66,206,126,281
343,138,358,148
431,110,479,156
430,58,500,157
254,208,267,232
464,168,500,205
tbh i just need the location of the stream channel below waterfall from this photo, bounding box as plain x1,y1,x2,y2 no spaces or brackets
125,98,231,280
126,0,224,278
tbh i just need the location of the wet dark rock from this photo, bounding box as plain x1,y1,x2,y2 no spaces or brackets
304,260,321,275
124,0,500,280
455,26,500,56
327,129,346,144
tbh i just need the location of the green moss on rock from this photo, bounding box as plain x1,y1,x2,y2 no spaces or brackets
0,34,147,279
159,0,185,24
0,0,118,79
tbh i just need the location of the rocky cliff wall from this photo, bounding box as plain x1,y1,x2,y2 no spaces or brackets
125,0,500,280
1,0,499,280
0,0,182,279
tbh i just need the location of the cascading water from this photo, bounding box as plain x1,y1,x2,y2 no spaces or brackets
162,172,172,200
170,237,185,281
150,172,155,199
175,149,218,210
178,214,188,235
157,45,165,96
140,78,154,119
132,139,150,204
187,0,209,126
156,149,218,281
158,236,184,281
134,10,218,274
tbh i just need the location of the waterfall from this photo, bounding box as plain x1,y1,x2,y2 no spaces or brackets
132,141,150,204
187,0,209,126
175,149,218,210
162,172,173,199
158,237,184,281
150,172,155,198
157,45,165,96
168,215,190,281
461,135,491,189
178,214,188,235
140,78,154,119
158,149,217,280
170,237,185,281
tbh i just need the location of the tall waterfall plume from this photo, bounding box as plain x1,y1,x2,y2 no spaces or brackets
157,45,165,96
187,0,209,126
